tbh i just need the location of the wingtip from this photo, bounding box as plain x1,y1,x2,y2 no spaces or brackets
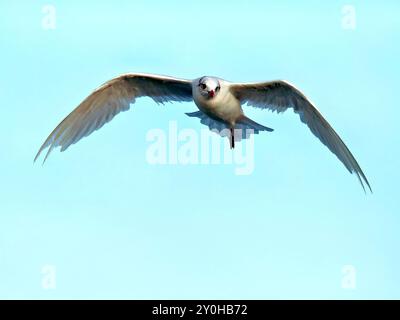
361,172,373,194
361,184,373,195
33,151,41,164
41,146,53,165
33,145,52,166
366,181,373,194
356,172,372,194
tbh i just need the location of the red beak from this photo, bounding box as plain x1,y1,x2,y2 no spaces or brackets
208,90,215,98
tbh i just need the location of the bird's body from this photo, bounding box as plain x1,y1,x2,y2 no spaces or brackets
192,77,242,126
35,72,371,191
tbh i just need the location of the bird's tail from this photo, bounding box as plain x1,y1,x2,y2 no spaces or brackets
185,111,273,148
236,115,274,133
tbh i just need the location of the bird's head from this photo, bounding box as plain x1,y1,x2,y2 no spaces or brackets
197,76,221,99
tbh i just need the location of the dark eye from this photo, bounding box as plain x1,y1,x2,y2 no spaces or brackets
216,86,220,91
200,83,206,90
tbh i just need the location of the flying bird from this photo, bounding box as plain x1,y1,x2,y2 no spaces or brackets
35,73,371,191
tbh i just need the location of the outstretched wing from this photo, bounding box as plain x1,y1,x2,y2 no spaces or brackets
35,73,193,163
230,80,371,192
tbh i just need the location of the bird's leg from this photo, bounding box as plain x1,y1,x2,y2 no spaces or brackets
230,128,235,149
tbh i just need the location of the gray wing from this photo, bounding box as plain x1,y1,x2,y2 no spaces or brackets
35,73,193,163
230,80,371,192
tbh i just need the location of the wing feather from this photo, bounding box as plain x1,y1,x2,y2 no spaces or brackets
230,80,371,192
35,73,193,162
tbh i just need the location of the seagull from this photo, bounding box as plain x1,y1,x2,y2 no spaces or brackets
35,73,371,191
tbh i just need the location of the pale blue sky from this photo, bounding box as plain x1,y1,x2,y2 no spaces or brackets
0,0,399,299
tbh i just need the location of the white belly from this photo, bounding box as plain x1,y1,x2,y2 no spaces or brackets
193,87,243,126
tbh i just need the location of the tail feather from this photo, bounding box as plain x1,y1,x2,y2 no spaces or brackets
237,115,274,133
185,111,273,147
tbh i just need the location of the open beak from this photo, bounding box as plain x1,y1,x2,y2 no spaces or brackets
208,90,215,98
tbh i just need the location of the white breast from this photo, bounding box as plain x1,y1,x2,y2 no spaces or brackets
192,80,243,126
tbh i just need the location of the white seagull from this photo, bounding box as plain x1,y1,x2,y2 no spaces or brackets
35,73,371,191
